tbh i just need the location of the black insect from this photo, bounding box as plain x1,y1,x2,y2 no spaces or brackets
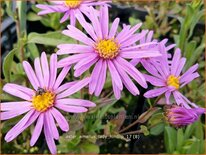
36,87,46,96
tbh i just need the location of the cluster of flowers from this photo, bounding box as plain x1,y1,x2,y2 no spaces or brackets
1,1,205,154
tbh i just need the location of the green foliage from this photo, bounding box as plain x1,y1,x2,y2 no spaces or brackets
164,120,205,154
27,31,75,46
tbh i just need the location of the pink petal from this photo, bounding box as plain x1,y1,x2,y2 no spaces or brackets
41,52,50,88
109,18,120,38
108,60,123,90
53,66,70,90
144,87,168,98
120,50,161,59
56,98,96,107
171,48,181,75
63,26,94,46
60,11,70,23
55,103,88,113
87,6,102,38
69,10,76,26
55,81,77,94
5,110,39,142
57,77,90,99
23,61,40,90
3,84,32,101
74,57,99,77
114,60,139,95
89,59,103,94
57,44,93,55
50,107,69,132
1,101,32,111
95,60,107,96
116,57,147,88
100,6,109,38
44,118,57,154
180,64,198,80
112,78,121,99
74,53,98,70
30,114,44,146
1,105,32,120
45,110,59,140
143,74,166,87
49,54,57,89
58,53,91,68
34,57,44,88
75,10,98,41
175,58,186,76
4,83,34,96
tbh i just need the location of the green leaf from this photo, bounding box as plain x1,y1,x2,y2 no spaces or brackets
184,122,197,140
17,1,27,36
176,128,184,152
150,123,164,136
26,43,39,60
5,1,15,19
27,31,75,46
27,12,42,21
164,126,177,153
80,142,99,154
3,48,17,82
140,125,149,136
195,120,203,140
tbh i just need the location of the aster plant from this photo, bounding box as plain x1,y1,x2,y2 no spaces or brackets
143,45,200,109
57,6,161,99
36,0,111,24
1,52,95,154
1,0,205,154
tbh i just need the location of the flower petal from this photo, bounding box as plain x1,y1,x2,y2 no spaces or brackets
55,103,88,113
23,61,40,90
1,105,32,120
44,117,57,154
108,60,123,90
45,110,59,140
53,66,70,90
1,101,32,111
50,107,69,132
41,52,50,88
109,18,120,38
116,57,147,88
95,60,107,96
144,87,168,98
49,54,57,89
89,59,103,94
57,77,90,99
30,114,44,146
56,98,96,107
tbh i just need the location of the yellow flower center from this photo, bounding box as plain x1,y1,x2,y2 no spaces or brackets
167,75,180,89
65,0,81,8
32,89,55,112
95,39,120,59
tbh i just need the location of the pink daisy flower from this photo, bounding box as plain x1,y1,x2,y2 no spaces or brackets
165,105,205,127
144,46,200,109
57,6,161,99
1,52,95,154
130,30,176,67
36,0,110,24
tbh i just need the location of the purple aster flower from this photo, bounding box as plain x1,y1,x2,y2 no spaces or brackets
144,45,200,108
130,30,176,68
165,105,205,127
1,52,95,154
36,0,111,24
57,6,161,99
